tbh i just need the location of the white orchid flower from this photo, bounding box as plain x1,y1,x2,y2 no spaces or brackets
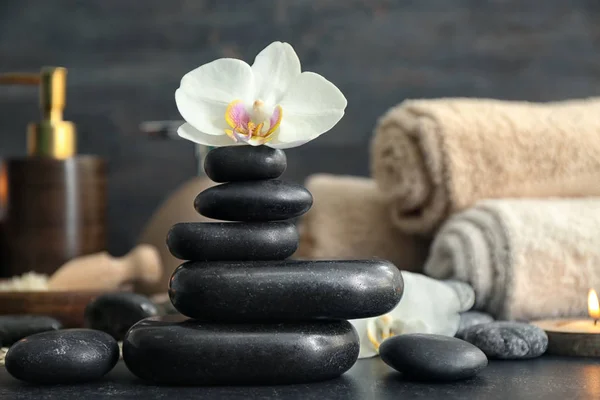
350,271,475,359
175,41,347,149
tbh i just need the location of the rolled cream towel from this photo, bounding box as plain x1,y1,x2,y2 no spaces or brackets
371,97,600,235
350,271,474,359
295,174,430,272
424,198,600,321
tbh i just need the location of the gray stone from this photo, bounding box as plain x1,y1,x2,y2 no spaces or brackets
5,329,119,384
379,333,488,382
461,322,548,359
456,312,495,339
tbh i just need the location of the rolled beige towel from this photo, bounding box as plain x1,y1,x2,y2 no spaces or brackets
424,198,600,321
136,177,216,294
371,97,600,235
295,174,430,272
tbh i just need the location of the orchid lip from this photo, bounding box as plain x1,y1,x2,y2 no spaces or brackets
224,99,283,145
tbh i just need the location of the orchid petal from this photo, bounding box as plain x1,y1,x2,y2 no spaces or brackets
276,72,347,143
175,89,229,135
178,123,238,147
176,58,254,135
251,42,301,105
266,138,312,149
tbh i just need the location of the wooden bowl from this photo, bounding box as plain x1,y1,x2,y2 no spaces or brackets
0,291,109,328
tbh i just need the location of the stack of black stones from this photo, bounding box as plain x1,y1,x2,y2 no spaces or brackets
123,146,404,385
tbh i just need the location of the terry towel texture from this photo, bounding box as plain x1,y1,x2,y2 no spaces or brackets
295,174,430,272
371,97,600,235
424,198,600,321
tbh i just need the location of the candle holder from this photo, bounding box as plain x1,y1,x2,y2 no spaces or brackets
532,289,600,357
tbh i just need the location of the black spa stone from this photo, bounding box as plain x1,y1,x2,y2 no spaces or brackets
5,329,119,384
84,292,159,340
0,315,62,347
194,180,313,221
204,145,287,182
167,221,298,261
122,316,359,385
169,259,403,321
379,334,488,382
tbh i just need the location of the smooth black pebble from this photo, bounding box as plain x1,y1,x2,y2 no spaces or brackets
84,292,159,340
0,315,62,347
167,221,298,261
194,180,313,221
5,329,119,384
379,334,488,382
204,145,287,182
123,316,359,385
169,259,403,321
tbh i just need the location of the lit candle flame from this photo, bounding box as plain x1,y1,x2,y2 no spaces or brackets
588,289,600,323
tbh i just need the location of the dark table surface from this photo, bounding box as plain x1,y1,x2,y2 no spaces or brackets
2,356,600,399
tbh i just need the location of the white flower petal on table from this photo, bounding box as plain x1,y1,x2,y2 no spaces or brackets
386,272,462,337
252,42,301,105
349,271,464,359
177,123,238,147
276,72,346,143
349,318,379,359
176,58,255,135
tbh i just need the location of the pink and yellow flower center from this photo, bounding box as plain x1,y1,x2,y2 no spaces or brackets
224,99,283,145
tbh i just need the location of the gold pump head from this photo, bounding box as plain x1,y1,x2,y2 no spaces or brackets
0,66,76,159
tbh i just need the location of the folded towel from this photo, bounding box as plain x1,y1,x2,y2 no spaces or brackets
424,198,600,321
371,97,600,235
295,174,430,272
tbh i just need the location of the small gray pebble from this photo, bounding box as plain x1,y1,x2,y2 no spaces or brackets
462,322,548,359
456,312,495,339
443,280,475,312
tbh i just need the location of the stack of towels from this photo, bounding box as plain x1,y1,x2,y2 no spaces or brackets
297,97,600,322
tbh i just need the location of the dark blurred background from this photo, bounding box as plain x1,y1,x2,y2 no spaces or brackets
1,0,599,255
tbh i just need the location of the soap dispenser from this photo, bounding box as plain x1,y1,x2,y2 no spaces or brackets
0,67,107,278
